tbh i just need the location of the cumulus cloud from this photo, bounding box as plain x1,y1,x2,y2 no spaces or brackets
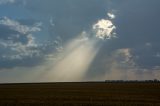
115,48,134,65
0,17,42,46
0,17,41,35
108,48,136,70
93,19,116,40
0,17,46,69
0,40,41,68
0,36,64,69
87,48,160,81
0,17,41,45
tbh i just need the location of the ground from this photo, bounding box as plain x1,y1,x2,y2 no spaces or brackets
0,82,160,106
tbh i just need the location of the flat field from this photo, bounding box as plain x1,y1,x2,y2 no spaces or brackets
0,82,160,106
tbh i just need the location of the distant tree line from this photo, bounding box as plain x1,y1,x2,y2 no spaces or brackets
105,79,160,83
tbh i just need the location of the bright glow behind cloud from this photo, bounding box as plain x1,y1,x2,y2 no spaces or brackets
41,12,117,81
93,18,116,40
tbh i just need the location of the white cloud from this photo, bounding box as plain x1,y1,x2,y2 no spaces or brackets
0,0,15,4
0,17,42,46
49,17,55,27
0,40,40,60
0,17,42,61
93,19,116,40
116,48,134,64
0,17,41,35
107,12,115,19
90,48,160,81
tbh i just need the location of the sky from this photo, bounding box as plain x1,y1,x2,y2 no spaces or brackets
0,0,160,82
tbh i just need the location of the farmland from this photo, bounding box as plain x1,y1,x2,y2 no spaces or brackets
0,82,160,106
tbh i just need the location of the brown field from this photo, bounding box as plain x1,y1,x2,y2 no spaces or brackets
0,82,160,106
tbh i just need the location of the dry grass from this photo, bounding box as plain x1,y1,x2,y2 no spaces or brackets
0,82,160,106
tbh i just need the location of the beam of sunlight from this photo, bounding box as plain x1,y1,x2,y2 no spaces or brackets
42,38,100,82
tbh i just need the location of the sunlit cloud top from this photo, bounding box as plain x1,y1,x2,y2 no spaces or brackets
93,18,116,40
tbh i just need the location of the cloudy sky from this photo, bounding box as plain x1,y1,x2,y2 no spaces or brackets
0,0,160,82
